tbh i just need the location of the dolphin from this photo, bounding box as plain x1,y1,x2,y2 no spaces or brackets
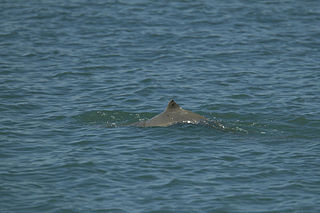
132,99,206,127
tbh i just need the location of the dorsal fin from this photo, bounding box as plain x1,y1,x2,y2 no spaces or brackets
166,99,180,111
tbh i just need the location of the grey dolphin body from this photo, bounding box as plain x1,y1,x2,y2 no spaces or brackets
133,100,206,127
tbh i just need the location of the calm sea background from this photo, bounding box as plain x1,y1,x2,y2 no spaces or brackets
1,0,320,212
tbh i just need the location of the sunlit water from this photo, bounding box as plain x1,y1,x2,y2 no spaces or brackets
1,1,320,212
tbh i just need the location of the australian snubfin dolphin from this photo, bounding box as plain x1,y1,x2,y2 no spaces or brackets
133,100,206,127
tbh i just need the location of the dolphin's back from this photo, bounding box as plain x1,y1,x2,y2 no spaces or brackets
133,100,205,127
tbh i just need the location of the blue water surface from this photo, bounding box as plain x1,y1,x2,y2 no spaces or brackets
1,0,320,212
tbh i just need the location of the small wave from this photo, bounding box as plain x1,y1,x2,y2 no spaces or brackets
74,110,154,127
52,71,93,78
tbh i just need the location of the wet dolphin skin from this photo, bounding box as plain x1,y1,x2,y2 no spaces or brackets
133,100,206,127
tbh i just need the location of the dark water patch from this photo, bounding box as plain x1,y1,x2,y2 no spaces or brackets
289,116,312,126
227,94,253,99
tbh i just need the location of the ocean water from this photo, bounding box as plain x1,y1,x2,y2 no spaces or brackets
1,0,320,212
